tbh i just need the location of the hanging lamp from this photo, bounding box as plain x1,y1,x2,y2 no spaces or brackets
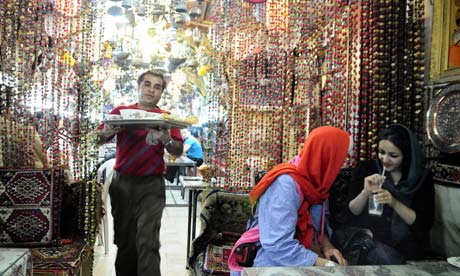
175,0,188,13
107,6,123,16
189,0,203,20
152,2,165,22
121,0,133,9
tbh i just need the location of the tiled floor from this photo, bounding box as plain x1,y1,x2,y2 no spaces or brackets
93,187,200,276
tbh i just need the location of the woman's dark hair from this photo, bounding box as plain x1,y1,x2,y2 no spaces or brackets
377,125,411,176
137,70,166,91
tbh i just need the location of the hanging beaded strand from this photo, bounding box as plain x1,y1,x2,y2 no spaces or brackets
347,0,361,166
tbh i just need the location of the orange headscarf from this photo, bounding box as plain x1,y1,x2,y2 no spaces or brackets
249,126,349,248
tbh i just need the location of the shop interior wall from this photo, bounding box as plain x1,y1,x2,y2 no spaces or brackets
0,0,451,189
206,0,427,189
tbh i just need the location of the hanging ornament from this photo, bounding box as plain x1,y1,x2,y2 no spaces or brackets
121,0,133,9
175,0,188,13
189,0,203,20
171,69,187,87
192,27,201,43
266,0,288,32
62,51,76,67
253,2,265,23
197,65,209,76
232,32,249,61
43,13,55,37
56,0,81,17
107,6,123,16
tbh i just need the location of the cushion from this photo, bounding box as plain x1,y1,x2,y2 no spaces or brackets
31,240,93,276
202,243,234,275
189,190,252,274
0,169,63,246
200,232,241,275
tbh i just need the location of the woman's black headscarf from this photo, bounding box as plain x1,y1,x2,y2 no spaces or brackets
375,124,427,242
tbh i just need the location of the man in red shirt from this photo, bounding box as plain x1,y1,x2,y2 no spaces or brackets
98,71,183,276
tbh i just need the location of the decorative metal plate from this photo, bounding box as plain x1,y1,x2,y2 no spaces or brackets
426,83,460,153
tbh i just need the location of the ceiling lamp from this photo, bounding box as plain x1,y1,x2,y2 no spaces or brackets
168,57,186,72
107,6,123,16
175,0,188,13
136,4,146,16
152,3,164,16
124,9,136,26
173,12,189,29
121,0,133,9
189,0,203,20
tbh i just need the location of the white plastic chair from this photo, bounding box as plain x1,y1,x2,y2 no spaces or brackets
97,158,116,254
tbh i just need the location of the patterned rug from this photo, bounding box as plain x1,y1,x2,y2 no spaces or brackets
31,240,87,265
0,169,62,246
31,240,93,276
203,243,234,275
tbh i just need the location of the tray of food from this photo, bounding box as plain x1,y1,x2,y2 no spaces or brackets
105,118,191,129
104,109,198,129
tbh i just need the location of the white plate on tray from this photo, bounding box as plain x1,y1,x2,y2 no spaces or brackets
105,119,190,129
447,257,460,268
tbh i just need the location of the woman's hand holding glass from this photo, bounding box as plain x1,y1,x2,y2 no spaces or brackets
364,173,387,216
363,173,396,206
374,188,394,207
363,173,386,194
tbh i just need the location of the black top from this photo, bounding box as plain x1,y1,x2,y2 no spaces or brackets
347,160,435,259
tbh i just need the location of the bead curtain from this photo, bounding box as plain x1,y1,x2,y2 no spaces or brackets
0,0,102,181
207,0,360,188
0,0,427,188
357,0,426,161
206,0,426,188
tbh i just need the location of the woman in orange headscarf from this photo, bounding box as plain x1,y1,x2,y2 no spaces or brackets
229,126,350,274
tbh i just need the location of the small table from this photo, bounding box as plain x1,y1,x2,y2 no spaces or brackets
166,156,197,186
0,248,33,275
180,176,209,268
242,261,460,275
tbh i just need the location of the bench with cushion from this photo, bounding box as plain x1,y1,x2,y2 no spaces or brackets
0,168,101,276
188,190,252,276
328,167,452,261
187,166,456,275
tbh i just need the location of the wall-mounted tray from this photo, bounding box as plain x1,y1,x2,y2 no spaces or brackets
426,83,460,153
